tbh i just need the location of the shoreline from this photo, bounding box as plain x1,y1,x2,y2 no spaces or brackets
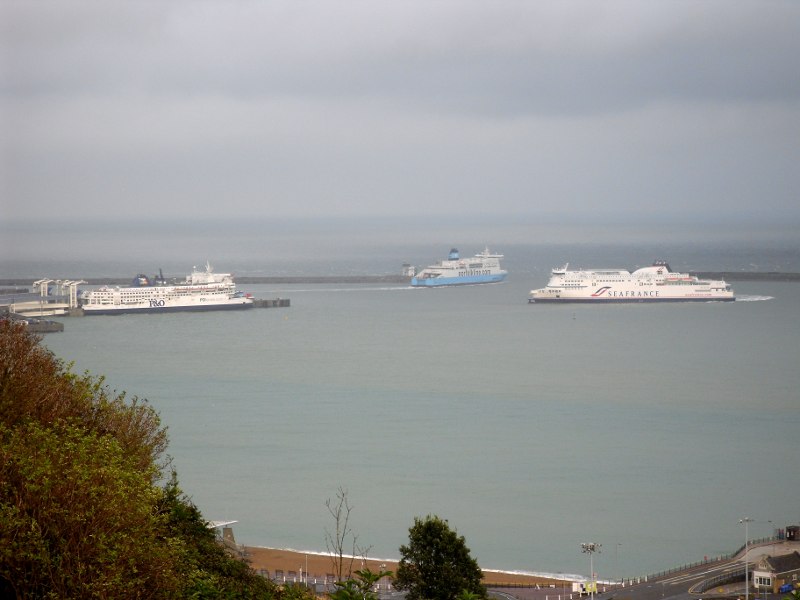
241,546,574,586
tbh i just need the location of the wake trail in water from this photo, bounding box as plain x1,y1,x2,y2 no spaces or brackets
736,295,774,302
269,286,414,293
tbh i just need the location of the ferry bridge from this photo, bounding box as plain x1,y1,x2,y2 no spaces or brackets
0,279,85,317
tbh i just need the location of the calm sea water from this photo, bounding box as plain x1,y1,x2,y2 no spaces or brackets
18,231,800,580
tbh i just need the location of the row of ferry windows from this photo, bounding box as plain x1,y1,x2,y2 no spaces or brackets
94,291,226,301
564,279,696,286
563,279,624,283
563,280,640,285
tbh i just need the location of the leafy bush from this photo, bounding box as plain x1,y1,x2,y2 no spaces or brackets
0,320,295,598
395,515,487,600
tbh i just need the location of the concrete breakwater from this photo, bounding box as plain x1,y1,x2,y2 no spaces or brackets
690,271,800,282
238,275,412,285
252,298,290,308
0,275,412,287
2,273,798,287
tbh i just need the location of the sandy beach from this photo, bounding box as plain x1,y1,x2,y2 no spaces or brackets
242,546,569,587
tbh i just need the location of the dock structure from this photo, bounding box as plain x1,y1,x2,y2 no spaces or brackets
1,311,64,333
4,279,85,317
252,298,290,308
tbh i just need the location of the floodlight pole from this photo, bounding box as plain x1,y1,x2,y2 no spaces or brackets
740,518,752,600
581,542,601,600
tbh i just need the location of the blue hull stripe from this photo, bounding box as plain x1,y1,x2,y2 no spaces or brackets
411,274,507,287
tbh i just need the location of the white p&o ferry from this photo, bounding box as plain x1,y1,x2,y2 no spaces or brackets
411,248,508,287
528,261,735,303
81,263,254,315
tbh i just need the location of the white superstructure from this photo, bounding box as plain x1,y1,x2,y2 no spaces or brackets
411,248,508,287
81,263,254,315
529,261,735,303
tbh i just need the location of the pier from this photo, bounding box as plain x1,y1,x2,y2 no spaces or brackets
252,298,290,308
1,311,64,333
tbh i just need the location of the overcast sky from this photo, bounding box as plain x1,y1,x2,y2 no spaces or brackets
2,1,799,225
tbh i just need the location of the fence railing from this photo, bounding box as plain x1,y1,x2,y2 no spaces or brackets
694,564,748,593
632,536,779,587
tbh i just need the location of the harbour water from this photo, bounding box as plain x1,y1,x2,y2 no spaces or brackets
12,227,799,580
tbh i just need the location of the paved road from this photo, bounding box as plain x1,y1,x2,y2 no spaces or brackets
490,541,799,600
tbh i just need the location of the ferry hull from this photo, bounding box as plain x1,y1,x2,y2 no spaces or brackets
82,299,254,315
529,296,735,303
411,273,507,287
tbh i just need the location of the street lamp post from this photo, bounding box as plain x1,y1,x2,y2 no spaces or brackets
581,543,602,600
741,518,753,600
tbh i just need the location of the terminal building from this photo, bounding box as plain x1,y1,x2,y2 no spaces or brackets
753,551,800,594
0,279,85,318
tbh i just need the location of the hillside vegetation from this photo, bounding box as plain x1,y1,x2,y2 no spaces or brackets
0,320,310,599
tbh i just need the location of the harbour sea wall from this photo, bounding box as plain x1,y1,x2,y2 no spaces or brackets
0,275,411,286
690,272,800,281
1,272,798,287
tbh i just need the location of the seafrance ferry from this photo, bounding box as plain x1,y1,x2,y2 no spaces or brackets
80,263,254,315
411,248,507,287
528,260,735,303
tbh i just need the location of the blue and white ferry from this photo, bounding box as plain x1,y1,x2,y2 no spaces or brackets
411,248,508,287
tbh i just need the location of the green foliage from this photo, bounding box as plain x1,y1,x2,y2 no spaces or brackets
330,578,366,600
395,515,487,600
783,589,800,600
0,319,168,475
0,319,280,598
159,473,279,599
274,582,317,600
330,568,393,600
0,420,180,597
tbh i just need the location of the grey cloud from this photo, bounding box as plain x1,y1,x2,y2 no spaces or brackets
2,0,799,223
5,2,799,114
